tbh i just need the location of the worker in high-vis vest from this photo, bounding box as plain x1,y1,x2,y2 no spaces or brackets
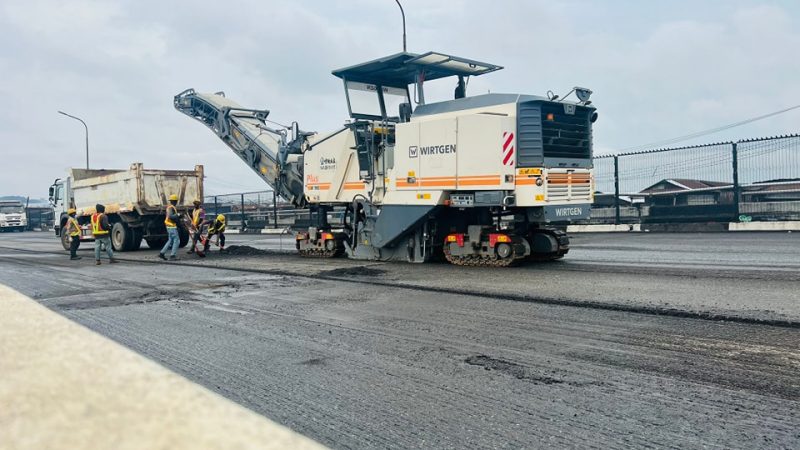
187,199,207,256
158,194,182,261
65,208,82,261
202,214,227,253
91,203,117,265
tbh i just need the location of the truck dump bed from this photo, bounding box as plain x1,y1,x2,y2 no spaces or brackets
71,163,204,216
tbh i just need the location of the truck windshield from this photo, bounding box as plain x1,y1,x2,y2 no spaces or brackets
0,206,24,213
381,86,410,121
346,81,382,118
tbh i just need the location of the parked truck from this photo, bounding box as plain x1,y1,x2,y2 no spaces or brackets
48,163,204,251
0,200,27,232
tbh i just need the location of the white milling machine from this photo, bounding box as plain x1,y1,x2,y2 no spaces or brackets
175,51,597,266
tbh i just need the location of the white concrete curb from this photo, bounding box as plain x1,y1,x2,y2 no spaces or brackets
0,283,324,450
728,221,800,231
261,228,289,235
567,224,641,233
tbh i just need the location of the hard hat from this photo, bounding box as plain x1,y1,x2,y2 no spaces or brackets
169,194,179,201
193,199,202,205
67,208,76,215
217,214,226,222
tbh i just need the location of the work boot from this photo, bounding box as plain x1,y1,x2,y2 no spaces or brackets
168,255,179,261
95,260,101,265
70,256,82,260
158,253,167,261
110,259,119,264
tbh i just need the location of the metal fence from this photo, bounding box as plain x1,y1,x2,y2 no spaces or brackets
593,134,800,224
207,134,800,230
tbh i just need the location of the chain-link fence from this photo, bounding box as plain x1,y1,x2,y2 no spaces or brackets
593,134,800,224
206,134,799,230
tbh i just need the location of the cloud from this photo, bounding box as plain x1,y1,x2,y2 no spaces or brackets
0,0,798,198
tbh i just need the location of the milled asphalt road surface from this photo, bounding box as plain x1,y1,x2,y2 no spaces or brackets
0,231,798,448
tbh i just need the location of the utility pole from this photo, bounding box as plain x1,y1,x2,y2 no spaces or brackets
58,111,89,169
613,156,621,225
731,142,740,219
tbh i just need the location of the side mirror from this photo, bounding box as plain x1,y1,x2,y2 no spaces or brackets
48,186,54,199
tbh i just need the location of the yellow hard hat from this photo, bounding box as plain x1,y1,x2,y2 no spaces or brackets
217,214,226,222
169,194,179,201
193,199,202,205
67,208,76,215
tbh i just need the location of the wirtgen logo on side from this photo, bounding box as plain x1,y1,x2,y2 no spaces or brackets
409,146,418,158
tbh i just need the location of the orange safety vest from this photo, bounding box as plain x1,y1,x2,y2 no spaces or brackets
67,216,81,237
164,204,178,228
91,213,108,236
192,208,204,227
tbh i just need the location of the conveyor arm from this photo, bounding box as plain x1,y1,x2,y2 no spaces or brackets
174,89,307,207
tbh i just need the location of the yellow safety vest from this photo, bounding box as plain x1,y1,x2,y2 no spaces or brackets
209,220,225,234
67,216,81,237
192,208,204,227
91,213,108,236
164,205,177,228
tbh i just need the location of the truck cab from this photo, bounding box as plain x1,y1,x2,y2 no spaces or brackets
0,201,28,232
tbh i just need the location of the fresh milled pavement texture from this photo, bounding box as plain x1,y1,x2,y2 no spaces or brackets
0,231,798,448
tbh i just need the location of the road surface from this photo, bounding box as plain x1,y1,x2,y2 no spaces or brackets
0,231,798,448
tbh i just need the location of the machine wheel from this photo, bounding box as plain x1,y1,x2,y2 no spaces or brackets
178,226,189,248
111,222,134,251
146,237,168,250
60,226,71,251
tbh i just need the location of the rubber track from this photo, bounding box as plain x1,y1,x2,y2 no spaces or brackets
2,245,799,329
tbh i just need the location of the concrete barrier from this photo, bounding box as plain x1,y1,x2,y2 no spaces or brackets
729,221,800,231
567,224,641,233
0,283,324,450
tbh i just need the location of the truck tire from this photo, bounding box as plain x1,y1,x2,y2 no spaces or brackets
178,226,189,248
146,237,168,250
60,226,71,251
111,222,133,252
130,228,143,251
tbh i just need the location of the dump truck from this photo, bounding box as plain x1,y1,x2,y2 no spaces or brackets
49,163,204,251
0,200,27,232
176,50,596,266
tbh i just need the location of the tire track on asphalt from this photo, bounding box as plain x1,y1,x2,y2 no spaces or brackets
1,244,798,329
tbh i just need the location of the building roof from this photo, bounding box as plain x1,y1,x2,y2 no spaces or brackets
640,178,731,193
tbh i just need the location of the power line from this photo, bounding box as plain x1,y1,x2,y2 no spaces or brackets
618,103,800,152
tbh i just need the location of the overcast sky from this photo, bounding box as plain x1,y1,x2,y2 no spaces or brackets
1,0,799,198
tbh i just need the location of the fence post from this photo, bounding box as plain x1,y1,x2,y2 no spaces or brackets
272,191,278,229
214,196,218,216
613,155,621,225
241,193,246,231
732,142,740,219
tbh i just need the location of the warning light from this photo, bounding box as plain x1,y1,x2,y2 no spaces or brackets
546,113,555,121
445,233,465,247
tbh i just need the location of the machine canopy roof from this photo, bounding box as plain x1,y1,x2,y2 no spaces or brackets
331,51,503,87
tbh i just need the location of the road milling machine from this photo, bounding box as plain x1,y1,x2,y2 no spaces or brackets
175,51,597,266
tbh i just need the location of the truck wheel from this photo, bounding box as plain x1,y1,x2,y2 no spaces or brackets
111,222,133,252
60,226,71,251
178,226,189,248
129,228,143,251
146,237,168,249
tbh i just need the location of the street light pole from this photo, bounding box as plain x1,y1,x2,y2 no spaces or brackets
395,0,407,52
58,111,89,169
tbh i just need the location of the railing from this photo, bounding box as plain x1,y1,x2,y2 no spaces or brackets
593,134,800,223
